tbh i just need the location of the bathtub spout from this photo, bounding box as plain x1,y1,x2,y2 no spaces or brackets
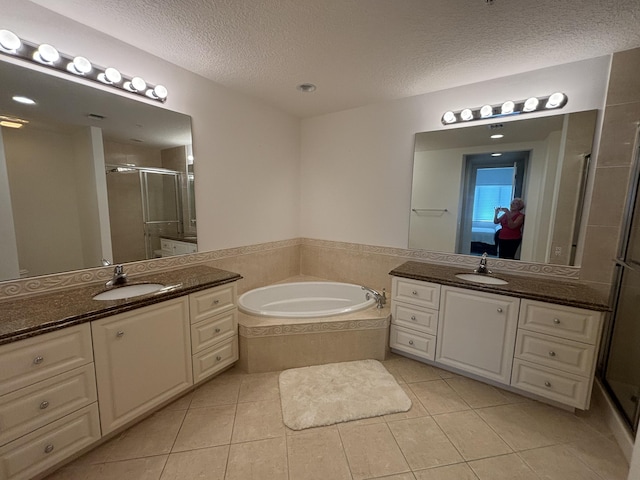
362,286,386,309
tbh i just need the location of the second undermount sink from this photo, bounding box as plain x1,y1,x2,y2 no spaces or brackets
93,283,166,301
455,273,509,285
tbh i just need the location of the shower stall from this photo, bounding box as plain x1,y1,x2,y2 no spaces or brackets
105,165,183,262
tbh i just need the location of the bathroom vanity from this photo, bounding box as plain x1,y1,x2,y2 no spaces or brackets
389,261,609,410
0,265,240,480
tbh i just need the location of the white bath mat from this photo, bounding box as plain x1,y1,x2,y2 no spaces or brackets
279,359,412,430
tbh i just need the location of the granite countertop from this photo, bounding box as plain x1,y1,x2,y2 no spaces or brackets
0,265,242,345
161,235,198,244
390,261,610,312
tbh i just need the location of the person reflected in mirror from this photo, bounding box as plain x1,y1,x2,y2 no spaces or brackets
493,198,525,259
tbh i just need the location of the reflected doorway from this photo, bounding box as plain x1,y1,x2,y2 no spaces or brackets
458,151,529,258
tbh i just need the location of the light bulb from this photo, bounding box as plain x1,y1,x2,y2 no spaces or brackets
12,95,36,105
131,76,146,92
491,153,502,157
442,111,456,124
34,44,59,64
0,29,21,52
490,134,504,139
460,109,474,121
480,105,493,118
501,101,515,115
67,56,92,75
523,97,539,112
546,92,566,109
146,84,168,100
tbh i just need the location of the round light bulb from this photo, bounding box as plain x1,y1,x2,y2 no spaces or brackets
72,56,92,74
35,44,60,64
130,76,146,92
480,105,493,118
0,29,21,52
442,111,456,124
153,85,168,99
105,67,122,84
546,92,566,109
501,101,515,115
523,97,539,112
460,109,474,121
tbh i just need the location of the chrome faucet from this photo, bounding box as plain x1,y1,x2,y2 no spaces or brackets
362,286,387,309
474,252,492,275
106,264,128,287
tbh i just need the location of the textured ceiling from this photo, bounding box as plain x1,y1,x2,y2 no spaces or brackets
28,0,640,118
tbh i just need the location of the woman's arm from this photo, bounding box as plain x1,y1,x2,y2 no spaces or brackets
505,213,524,229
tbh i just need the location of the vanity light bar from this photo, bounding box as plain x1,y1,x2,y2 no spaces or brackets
0,29,168,103
441,93,567,125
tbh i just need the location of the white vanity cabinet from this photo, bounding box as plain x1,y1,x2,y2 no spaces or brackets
511,299,603,409
436,286,520,385
160,238,197,257
189,283,239,383
0,325,100,480
91,297,193,435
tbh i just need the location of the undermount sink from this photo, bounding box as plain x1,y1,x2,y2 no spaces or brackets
455,273,509,285
93,283,166,301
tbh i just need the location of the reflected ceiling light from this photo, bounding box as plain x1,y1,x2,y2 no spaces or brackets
460,108,474,121
0,120,23,128
490,134,504,139
12,95,36,105
441,93,568,125
491,153,502,157
0,29,167,102
67,56,92,75
0,29,21,52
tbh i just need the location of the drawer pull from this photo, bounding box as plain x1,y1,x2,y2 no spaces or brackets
497,308,503,313
116,331,125,338
39,400,50,410
408,340,414,345
44,444,54,454
410,315,417,321
548,351,556,357
215,328,221,333
216,355,222,361
544,381,552,387
33,356,44,365
553,318,561,325
213,299,220,305
412,290,418,295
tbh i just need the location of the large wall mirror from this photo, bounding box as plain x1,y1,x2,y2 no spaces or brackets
0,60,196,281
409,110,597,266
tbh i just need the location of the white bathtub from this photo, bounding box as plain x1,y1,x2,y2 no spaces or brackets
238,281,376,318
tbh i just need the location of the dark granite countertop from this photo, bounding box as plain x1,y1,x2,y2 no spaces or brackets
161,235,198,244
390,261,610,312
0,265,242,345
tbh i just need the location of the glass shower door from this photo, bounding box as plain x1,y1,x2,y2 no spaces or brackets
141,170,181,259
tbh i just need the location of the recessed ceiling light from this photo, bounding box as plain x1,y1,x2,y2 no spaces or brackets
490,134,504,139
296,83,316,93
12,95,36,105
491,153,502,157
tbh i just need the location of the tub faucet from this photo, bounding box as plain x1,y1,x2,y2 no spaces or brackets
362,286,387,309
474,252,492,275
106,265,128,287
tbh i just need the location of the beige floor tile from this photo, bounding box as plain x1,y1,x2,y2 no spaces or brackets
231,400,285,443
339,422,411,480
163,391,194,411
172,404,236,452
434,410,512,461
287,428,352,480
409,379,470,415
444,377,513,408
519,402,604,445
159,445,228,480
413,463,478,480
565,436,630,480
519,444,603,480
285,423,338,436
238,372,281,403
226,437,288,480
82,410,186,463
387,416,463,469
387,357,443,383
190,375,242,408
370,473,417,480
45,456,168,480
468,453,539,480
382,384,429,422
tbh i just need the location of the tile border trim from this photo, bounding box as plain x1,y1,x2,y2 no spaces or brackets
238,317,390,338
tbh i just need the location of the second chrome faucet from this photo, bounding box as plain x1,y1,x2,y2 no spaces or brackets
474,252,492,275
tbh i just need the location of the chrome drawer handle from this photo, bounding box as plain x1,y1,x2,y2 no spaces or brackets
116,331,125,338
553,318,561,325
40,401,50,410
44,444,54,454
33,356,44,365
410,315,417,321
408,340,414,345
544,381,551,387
549,351,556,357
215,328,221,333
213,299,220,305
497,308,503,313
216,355,222,361
412,290,418,295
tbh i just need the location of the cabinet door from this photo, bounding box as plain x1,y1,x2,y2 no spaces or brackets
91,297,192,434
436,286,520,384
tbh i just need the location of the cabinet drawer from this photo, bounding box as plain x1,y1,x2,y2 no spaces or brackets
160,239,172,251
514,330,595,377
0,324,93,396
511,359,590,409
392,277,440,309
392,302,438,335
519,300,602,344
191,310,237,354
189,283,237,324
389,325,436,360
193,336,238,384
0,403,100,480
0,364,97,447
